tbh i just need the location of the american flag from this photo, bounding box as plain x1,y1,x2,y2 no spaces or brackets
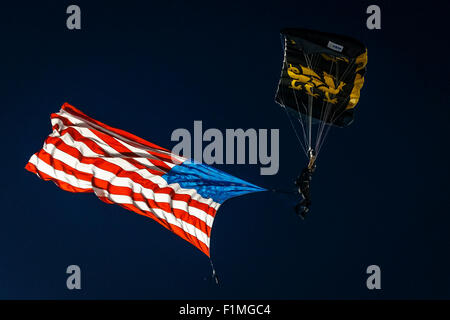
25,103,265,256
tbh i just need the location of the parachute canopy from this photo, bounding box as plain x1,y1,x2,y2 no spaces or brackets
276,28,367,127
275,28,367,158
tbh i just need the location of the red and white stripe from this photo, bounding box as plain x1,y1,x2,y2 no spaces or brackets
25,103,220,256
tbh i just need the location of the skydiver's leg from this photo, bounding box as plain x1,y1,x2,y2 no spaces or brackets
299,206,309,219
301,199,311,218
295,201,305,216
295,199,310,219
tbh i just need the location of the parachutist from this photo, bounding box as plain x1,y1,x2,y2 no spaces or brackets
275,28,367,218
295,153,315,218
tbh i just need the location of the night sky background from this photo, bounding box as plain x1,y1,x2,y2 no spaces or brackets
1,0,449,299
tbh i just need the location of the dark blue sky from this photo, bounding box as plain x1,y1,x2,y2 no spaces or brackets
1,0,449,299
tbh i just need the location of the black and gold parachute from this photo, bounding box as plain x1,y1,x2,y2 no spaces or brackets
275,28,367,158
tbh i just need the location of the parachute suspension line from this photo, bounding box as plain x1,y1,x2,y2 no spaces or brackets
307,51,324,158
281,102,308,156
290,83,309,149
278,35,308,156
314,57,337,153
316,59,343,156
338,57,357,88
315,104,331,155
287,58,309,151
304,51,322,162
318,56,345,152
303,51,314,155
307,95,313,153
314,91,329,149
316,113,336,157
327,58,358,123
316,56,358,158
283,37,309,151
281,36,309,156
316,61,357,158
315,86,336,153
